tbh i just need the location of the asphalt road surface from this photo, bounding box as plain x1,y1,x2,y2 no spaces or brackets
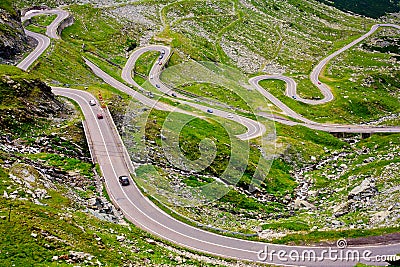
19,9,400,266
309,24,400,105
53,86,400,267
16,30,50,71
17,9,69,71
250,76,400,134
22,9,70,39
257,24,400,106
89,56,266,140
120,46,267,140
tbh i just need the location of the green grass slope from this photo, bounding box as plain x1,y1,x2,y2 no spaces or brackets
5,0,400,245
0,167,232,266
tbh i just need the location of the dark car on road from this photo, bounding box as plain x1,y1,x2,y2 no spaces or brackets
97,113,103,119
119,175,130,186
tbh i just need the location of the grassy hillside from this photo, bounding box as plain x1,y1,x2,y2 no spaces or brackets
0,167,235,266
6,0,400,245
0,65,60,137
0,65,237,266
21,0,398,124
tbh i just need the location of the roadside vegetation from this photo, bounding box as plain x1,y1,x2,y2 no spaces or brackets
25,14,57,34
0,167,234,266
0,0,17,16
0,67,236,266
133,51,159,85
6,0,400,245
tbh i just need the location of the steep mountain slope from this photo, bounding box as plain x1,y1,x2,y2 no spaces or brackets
0,66,63,135
3,0,400,249
0,0,32,63
0,66,237,266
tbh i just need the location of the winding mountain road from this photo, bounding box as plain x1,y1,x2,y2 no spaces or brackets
22,9,70,39
16,30,50,71
51,87,400,267
17,9,69,71
308,23,400,105
120,45,266,140
249,76,400,133
16,8,400,267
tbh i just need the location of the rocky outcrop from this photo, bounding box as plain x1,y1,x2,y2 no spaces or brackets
0,74,64,134
348,177,378,201
0,3,32,64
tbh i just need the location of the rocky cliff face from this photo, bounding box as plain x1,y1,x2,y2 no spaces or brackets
0,3,31,64
0,74,65,134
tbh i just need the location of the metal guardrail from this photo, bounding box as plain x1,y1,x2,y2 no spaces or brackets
104,107,136,175
81,119,96,164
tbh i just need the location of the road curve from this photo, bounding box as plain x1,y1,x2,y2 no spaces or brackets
16,30,50,71
17,9,70,71
308,23,400,105
22,9,70,39
84,58,174,112
18,8,400,267
52,87,400,267
18,8,266,140
127,30,400,135
260,24,400,105
250,77,400,134
121,45,266,140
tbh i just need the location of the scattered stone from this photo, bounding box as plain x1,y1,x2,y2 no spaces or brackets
146,238,156,245
258,229,287,240
370,211,391,224
63,251,94,263
333,201,351,217
116,235,125,242
332,220,345,227
348,177,378,201
308,190,318,198
93,234,102,242
294,198,316,210
118,219,129,226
